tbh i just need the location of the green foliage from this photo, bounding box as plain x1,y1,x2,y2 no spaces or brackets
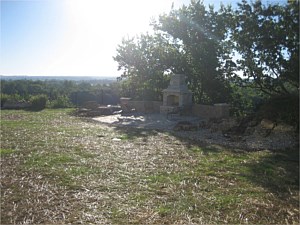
0,93,9,107
48,95,73,108
1,79,120,108
229,84,266,117
0,93,30,109
257,94,299,128
114,33,174,100
0,148,15,156
154,1,232,104
114,1,233,103
29,94,48,110
228,0,299,95
114,0,299,117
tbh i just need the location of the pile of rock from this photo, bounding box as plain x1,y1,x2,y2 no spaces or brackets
75,101,121,117
192,116,298,150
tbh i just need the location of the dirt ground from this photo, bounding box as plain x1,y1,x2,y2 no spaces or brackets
93,113,201,130
93,113,299,151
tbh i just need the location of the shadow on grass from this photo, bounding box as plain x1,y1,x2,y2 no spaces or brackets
113,126,161,140
244,148,299,199
25,107,45,112
88,117,299,202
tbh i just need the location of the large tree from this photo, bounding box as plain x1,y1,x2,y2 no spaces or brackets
114,0,299,105
114,1,232,104
153,0,232,103
114,33,182,100
228,0,299,95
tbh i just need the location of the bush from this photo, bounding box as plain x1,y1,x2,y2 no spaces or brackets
0,94,9,108
229,84,266,118
30,95,47,110
257,94,299,129
49,95,73,108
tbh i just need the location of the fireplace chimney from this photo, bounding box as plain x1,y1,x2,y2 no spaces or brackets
160,74,192,114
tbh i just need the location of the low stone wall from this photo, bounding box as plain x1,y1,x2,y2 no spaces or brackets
192,103,230,119
152,101,163,112
126,101,163,113
121,99,229,119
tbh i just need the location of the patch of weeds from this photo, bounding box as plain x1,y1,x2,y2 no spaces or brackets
74,147,96,158
214,193,242,210
68,165,101,176
118,133,135,140
130,192,149,204
147,172,182,185
189,146,203,153
245,153,299,193
0,120,41,129
49,169,75,187
157,204,173,217
25,152,75,169
0,148,15,156
188,144,225,156
24,152,89,188
24,150,102,188
110,207,127,224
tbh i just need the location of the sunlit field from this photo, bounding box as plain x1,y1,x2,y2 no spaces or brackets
1,109,298,224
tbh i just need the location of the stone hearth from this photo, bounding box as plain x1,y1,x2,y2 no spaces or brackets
160,74,192,114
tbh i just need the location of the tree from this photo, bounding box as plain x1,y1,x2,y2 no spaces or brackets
114,1,232,104
229,0,299,95
152,0,231,103
114,33,178,100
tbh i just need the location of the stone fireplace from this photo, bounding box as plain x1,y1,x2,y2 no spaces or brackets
160,74,192,114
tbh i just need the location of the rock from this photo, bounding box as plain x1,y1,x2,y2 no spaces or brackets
244,126,255,136
198,120,207,129
112,138,121,141
248,119,259,127
219,118,238,131
251,119,277,137
173,121,198,131
273,123,295,132
260,119,276,130
82,101,99,110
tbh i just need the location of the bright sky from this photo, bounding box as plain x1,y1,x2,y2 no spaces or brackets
0,0,285,77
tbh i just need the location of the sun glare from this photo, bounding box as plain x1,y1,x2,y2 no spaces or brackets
1,0,188,76
45,0,177,76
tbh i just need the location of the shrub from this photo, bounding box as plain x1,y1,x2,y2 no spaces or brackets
0,94,9,108
257,94,299,129
49,95,73,108
30,95,47,110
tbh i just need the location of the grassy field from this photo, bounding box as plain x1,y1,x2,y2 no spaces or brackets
1,109,299,224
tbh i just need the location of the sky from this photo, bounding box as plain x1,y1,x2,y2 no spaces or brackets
0,0,286,77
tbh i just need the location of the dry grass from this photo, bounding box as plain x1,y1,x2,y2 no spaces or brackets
1,109,299,224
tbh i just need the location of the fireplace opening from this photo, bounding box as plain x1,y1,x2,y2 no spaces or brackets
167,95,179,106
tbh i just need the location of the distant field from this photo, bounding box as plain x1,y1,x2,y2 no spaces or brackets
1,109,299,224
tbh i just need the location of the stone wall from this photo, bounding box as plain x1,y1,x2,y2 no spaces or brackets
126,101,163,113
121,100,229,119
192,103,230,119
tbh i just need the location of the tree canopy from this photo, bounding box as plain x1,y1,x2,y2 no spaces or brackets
114,0,299,106
228,0,299,95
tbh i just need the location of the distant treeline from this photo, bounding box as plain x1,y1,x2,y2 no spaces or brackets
0,79,120,108
0,75,117,82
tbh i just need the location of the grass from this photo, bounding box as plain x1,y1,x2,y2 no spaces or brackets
0,148,16,155
1,109,299,224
